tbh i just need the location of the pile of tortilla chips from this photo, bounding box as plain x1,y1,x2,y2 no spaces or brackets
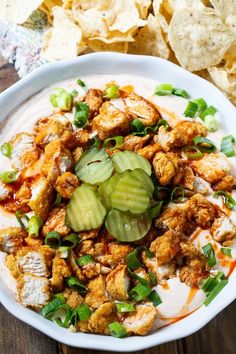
1,0,236,105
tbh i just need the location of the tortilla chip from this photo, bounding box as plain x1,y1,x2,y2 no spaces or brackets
0,0,43,24
90,30,136,44
72,0,98,11
208,66,236,96
210,0,236,20
88,39,128,53
168,8,234,71
165,0,204,15
225,15,236,34
41,6,85,61
128,14,170,59
73,8,110,38
135,0,152,19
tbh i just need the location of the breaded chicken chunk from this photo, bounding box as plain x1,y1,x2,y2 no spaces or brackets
81,262,101,279
179,256,209,287
17,273,51,309
73,129,90,149
51,255,71,291
193,176,211,195
69,251,86,281
92,102,129,140
137,143,162,160
55,172,80,198
187,194,216,229
150,231,180,265
63,288,84,309
28,176,54,220
142,256,176,283
123,92,160,126
191,153,231,184
72,147,84,164
156,121,207,151
121,134,151,152
81,88,103,119
6,254,21,279
42,204,71,237
79,229,99,241
0,180,13,202
106,265,130,300
41,140,73,183
85,275,109,309
9,132,39,171
123,302,157,335
210,215,236,243
88,302,118,334
0,227,26,254
213,175,236,192
16,246,54,277
155,203,190,235
153,152,183,185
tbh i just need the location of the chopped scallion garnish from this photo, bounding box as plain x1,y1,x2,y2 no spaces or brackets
128,269,150,287
0,171,17,184
148,271,157,287
170,186,186,203
70,89,78,98
62,233,80,249
154,83,174,96
199,105,217,120
73,102,89,128
131,118,145,133
89,137,101,148
77,79,87,89
50,304,72,328
50,88,73,111
192,98,207,113
41,296,65,318
148,290,162,306
76,254,94,267
221,247,232,257
202,243,217,267
115,302,136,313
1,142,12,158
126,250,143,271
15,211,29,230
74,304,91,321
58,246,69,258
184,101,198,118
103,85,120,99
182,145,203,159
65,276,87,294
193,136,217,153
149,201,163,218
220,135,235,157
108,322,127,338
103,136,124,150
204,115,218,132
213,191,236,210
28,215,43,238
45,231,61,249
204,279,228,306
172,88,190,99
154,186,171,201
129,283,152,301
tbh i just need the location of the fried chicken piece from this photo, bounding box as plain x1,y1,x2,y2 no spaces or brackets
72,129,90,149
14,181,32,210
153,152,183,185
69,251,86,281
6,254,21,279
106,265,130,300
85,275,109,309
142,256,176,283
121,134,151,152
41,139,73,183
92,102,129,140
9,132,40,171
0,227,27,254
28,176,54,220
82,262,101,279
79,229,99,240
179,257,209,287
155,204,189,235
81,88,103,119
123,302,157,335
137,143,162,160
213,175,236,192
72,147,83,164
34,113,73,148
156,121,207,151
88,302,118,334
55,172,80,198
187,193,216,229
191,153,231,184
96,242,133,268
123,92,160,126
150,231,180,265
42,204,71,237
17,273,51,309
210,215,236,243
51,255,71,291
0,180,13,202
63,288,84,309
193,176,211,195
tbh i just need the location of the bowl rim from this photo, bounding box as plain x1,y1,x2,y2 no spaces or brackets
0,52,235,351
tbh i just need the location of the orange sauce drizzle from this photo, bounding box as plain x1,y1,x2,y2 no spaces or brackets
190,228,202,242
152,103,178,121
119,85,134,94
226,260,236,278
177,285,199,317
161,282,170,290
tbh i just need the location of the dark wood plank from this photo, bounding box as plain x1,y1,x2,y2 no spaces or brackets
0,57,19,92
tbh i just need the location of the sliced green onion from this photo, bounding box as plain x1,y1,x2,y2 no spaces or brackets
128,269,150,287
28,215,43,238
62,233,80,248
221,247,232,257
89,137,101,148
193,136,217,153
182,145,203,159
50,88,73,111
201,277,218,293
149,271,157,287
220,135,235,157
0,171,17,184
70,90,78,98
150,201,163,218
50,304,72,328
15,211,29,230
204,279,228,306
115,302,136,313
154,83,174,96
58,246,69,258
73,102,89,128
45,231,61,249
76,254,94,267
77,79,87,89
129,284,152,301
41,296,65,318
184,101,198,118
204,115,218,132
103,85,120,99
1,142,12,158
55,193,62,206
154,186,171,201
65,276,87,294
156,119,169,130
103,136,124,150
199,105,217,120
126,250,143,271
148,290,162,306
144,249,155,259
50,88,64,107
70,304,92,325
131,118,145,132
202,243,216,267
108,322,127,338
172,88,190,99
213,191,236,210
170,186,186,203
192,98,207,113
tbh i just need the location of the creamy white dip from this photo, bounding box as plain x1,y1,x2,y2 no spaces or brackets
0,74,235,329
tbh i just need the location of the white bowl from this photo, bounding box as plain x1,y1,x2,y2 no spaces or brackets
0,53,235,351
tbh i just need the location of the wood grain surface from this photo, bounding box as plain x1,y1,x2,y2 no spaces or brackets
0,57,235,354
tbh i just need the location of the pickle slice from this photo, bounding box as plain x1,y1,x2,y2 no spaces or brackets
110,171,150,214
131,169,154,198
66,184,106,231
98,173,122,209
75,148,113,185
112,151,151,176
105,209,151,242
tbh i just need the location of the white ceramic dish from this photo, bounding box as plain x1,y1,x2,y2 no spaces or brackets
0,53,235,351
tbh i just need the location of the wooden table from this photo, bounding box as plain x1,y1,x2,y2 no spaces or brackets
0,57,235,354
